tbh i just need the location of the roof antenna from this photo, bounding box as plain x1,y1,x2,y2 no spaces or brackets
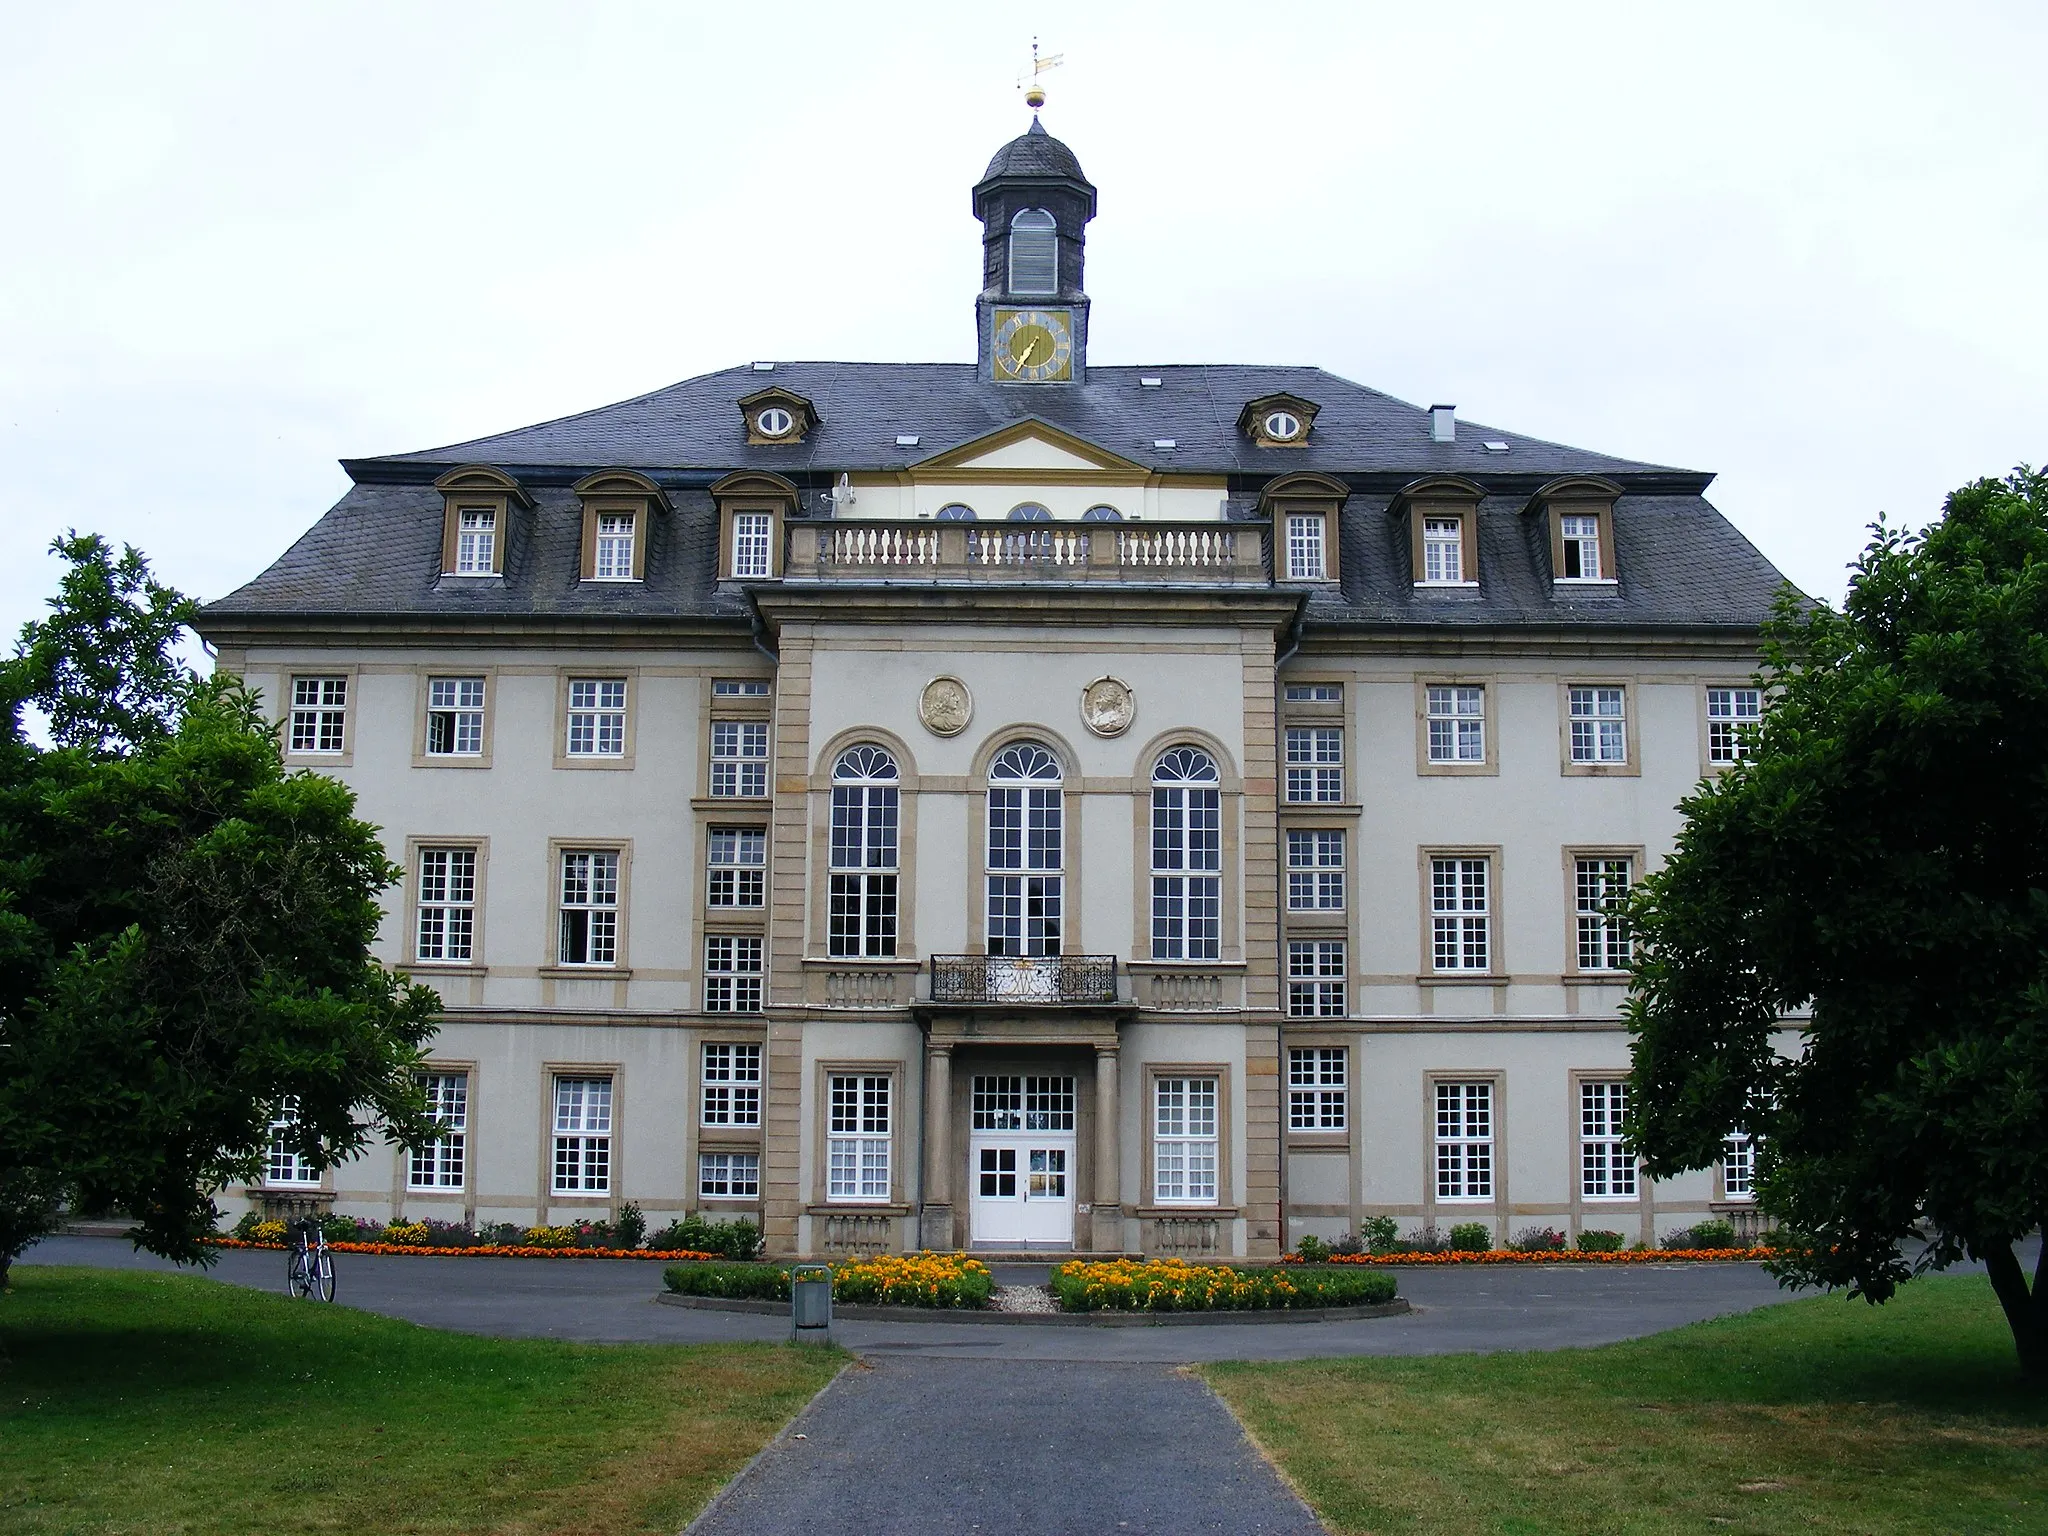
1019,37,1063,116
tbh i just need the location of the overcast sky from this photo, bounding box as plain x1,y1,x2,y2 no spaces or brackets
4,1,2044,639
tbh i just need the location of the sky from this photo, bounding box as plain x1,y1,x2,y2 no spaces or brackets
3,1,2044,639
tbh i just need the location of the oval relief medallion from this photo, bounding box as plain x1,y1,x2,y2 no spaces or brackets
1080,676,1136,738
919,675,973,737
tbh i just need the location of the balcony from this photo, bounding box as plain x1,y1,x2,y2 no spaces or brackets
784,520,1270,585
928,954,1120,1006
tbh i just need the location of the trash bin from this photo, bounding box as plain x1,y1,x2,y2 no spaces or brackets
791,1263,832,1343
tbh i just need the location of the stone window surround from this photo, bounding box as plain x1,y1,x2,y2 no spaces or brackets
810,1059,910,1212
402,834,491,973
1557,679,1640,778
541,838,633,978
1127,727,1244,966
433,466,531,580
1422,1068,1508,1239
805,727,920,964
572,469,669,583
1137,1061,1236,1216
964,726,1085,955
279,664,358,768
1697,679,1764,778
1282,1034,1352,1148
552,669,639,772
1566,1068,1653,1242
1417,844,1505,983
409,666,499,769
540,1061,624,1213
397,1058,478,1219
696,675,774,808
694,1029,767,1215
1414,675,1500,777
1560,845,1645,979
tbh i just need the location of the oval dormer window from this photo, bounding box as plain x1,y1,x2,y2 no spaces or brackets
755,406,795,439
1264,410,1302,442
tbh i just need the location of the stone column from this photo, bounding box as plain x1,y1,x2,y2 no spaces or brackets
919,1044,955,1250
1091,1048,1123,1253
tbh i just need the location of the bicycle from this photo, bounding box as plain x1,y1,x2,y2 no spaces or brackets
285,1217,336,1302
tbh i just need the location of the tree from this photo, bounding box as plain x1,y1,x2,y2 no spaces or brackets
1627,468,2048,1379
0,536,440,1282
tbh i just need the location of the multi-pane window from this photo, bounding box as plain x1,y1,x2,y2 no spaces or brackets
971,1075,1077,1131
710,722,769,798
1285,514,1326,580
1151,747,1222,960
1426,685,1485,764
1575,857,1633,971
1287,939,1347,1018
454,507,496,574
712,679,771,698
1580,1081,1635,1197
700,1043,762,1127
552,1076,612,1194
593,512,637,580
1284,726,1343,803
987,742,1063,957
1707,687,1762,764
1283,683,1341,703
703,935,763,1013
707,827,767,908
1723,1133,1756,1200
1568,686,1628,764
828,746,899,958
566,678,627,757
1286,829,1345,911
1430,857,1490,971
826,1074,891,1202
415,847,477,962
265,1098,319,1185
557,850,619,966
699,1151,761,1198
425,676,485,756
1435,1081,1493,1199
731,512,773,578
1288,1047,1346,1131
1154,1076,1219,1204
409,1072,467,1190
1560,514,1603,579
288,676,347,754
1422,516,1464,582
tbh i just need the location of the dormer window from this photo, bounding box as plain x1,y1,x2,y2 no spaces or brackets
1393,476,1484,588
711,471,798,581
454,508,497,574
1238,392,1320,448
1009,209,1058,295
731,514,773,578
739,386,818,446
1561,514,1602,579
1529,477,1623,586
755,407,794,439
593,513,636,580
1422,518,1464,584
433,465,530,579
1259,472,1348,584
1264,411,1302,441
572,470,668,584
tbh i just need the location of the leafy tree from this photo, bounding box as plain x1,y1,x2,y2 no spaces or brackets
0,536,439,1283
1627,468,2048,1379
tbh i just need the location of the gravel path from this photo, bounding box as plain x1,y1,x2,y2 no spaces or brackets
991,1283,1059,1314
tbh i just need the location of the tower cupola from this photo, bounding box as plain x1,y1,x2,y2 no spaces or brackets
973,119,1097,384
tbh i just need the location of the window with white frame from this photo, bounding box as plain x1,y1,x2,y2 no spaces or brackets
710,722,769,797
1287,939,1346,1018
1288,1047,1346,1131
701,1042,762,1127
1722,1132,1756,1199
1422,516,1464,583
593,512,637,580
454,507,497,574
1434,1081,1493,1199
415,847,476,962
1284,683,1341,703
1580,1080,1635,1198
265,1097,320,1185
828,745,899,958
552,1075,612,1194
1430,857,1490,971
1707,687,1762,764
288,676,347,754
409,1071,467,1190
1151,747,1222,960
1425,685,1485,764
707,827,766,908
1568,686,1627,764
703,935,763,1013
1285,514,1326,580
1560,513,1603,579
1284,726,1343,803
1575,857,1632,972
425,676,485,756
712,678,771,698
699,1150,760,1198
987,741,1063,956
1286,828,1345,911
971,1075,1077,1132
730,512,773,578
566,678,627,757
557,850,619,966
1153,1075,1219,1204
826,1073,891,1201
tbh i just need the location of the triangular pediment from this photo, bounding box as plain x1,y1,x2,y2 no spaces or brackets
914,418,1148,476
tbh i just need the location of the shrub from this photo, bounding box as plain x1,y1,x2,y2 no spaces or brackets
1358,1215,1399,1253
1686,1218,1738,1250
648,1215,763,1261
1448,1222,1492,1252
614,1202,647,1251
1577,1229,1626,1253
1051,1258,1397,1312
522,1225,577,1249
1510,1225,1567,1253
1295,1234,1330,1263
663,1252,992,1309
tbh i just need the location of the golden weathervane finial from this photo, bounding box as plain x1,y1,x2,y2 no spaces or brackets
1020,37,1063,113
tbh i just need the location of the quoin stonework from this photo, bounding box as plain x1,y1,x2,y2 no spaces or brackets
200,117,1785,1259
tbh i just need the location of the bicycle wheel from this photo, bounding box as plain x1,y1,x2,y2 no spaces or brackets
287,1246,311,1299
314,1248,335,1303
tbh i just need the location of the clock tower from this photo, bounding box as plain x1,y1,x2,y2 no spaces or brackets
973,118,1097,384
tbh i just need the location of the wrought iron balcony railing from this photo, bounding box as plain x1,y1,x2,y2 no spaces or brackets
927,954,1119,1006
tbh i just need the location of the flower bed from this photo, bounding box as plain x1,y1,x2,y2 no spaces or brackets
1285,1247,1771,1266
211,1236,717,1261
1050,1258,1398,1312
662,1252,993,1309
211,1209,755,1262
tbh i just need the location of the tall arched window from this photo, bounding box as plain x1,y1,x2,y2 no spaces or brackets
988,742,1063,956
829,744,899,957
1008,208,1058,296
1151,747,1221,960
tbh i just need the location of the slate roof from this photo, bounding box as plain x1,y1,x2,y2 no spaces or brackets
980,120,1090,185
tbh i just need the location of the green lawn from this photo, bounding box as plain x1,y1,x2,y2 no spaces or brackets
1207,1275,2048,1535
0,1266,843,1535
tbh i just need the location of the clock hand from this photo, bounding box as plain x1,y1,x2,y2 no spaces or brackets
1019,334,1049,366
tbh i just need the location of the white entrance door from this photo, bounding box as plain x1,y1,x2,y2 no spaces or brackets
967,1074,1077,1249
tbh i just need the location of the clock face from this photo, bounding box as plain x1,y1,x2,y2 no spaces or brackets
993,308,1074,382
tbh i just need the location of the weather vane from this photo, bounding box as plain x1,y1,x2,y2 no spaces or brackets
1020,37,1063,114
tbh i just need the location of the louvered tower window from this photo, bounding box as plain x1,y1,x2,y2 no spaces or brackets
1008,209,1058,295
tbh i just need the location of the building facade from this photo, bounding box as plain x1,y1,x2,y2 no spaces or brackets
200,119,1785,1258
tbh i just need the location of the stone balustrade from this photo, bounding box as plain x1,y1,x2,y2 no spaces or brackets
786,519,1270,584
